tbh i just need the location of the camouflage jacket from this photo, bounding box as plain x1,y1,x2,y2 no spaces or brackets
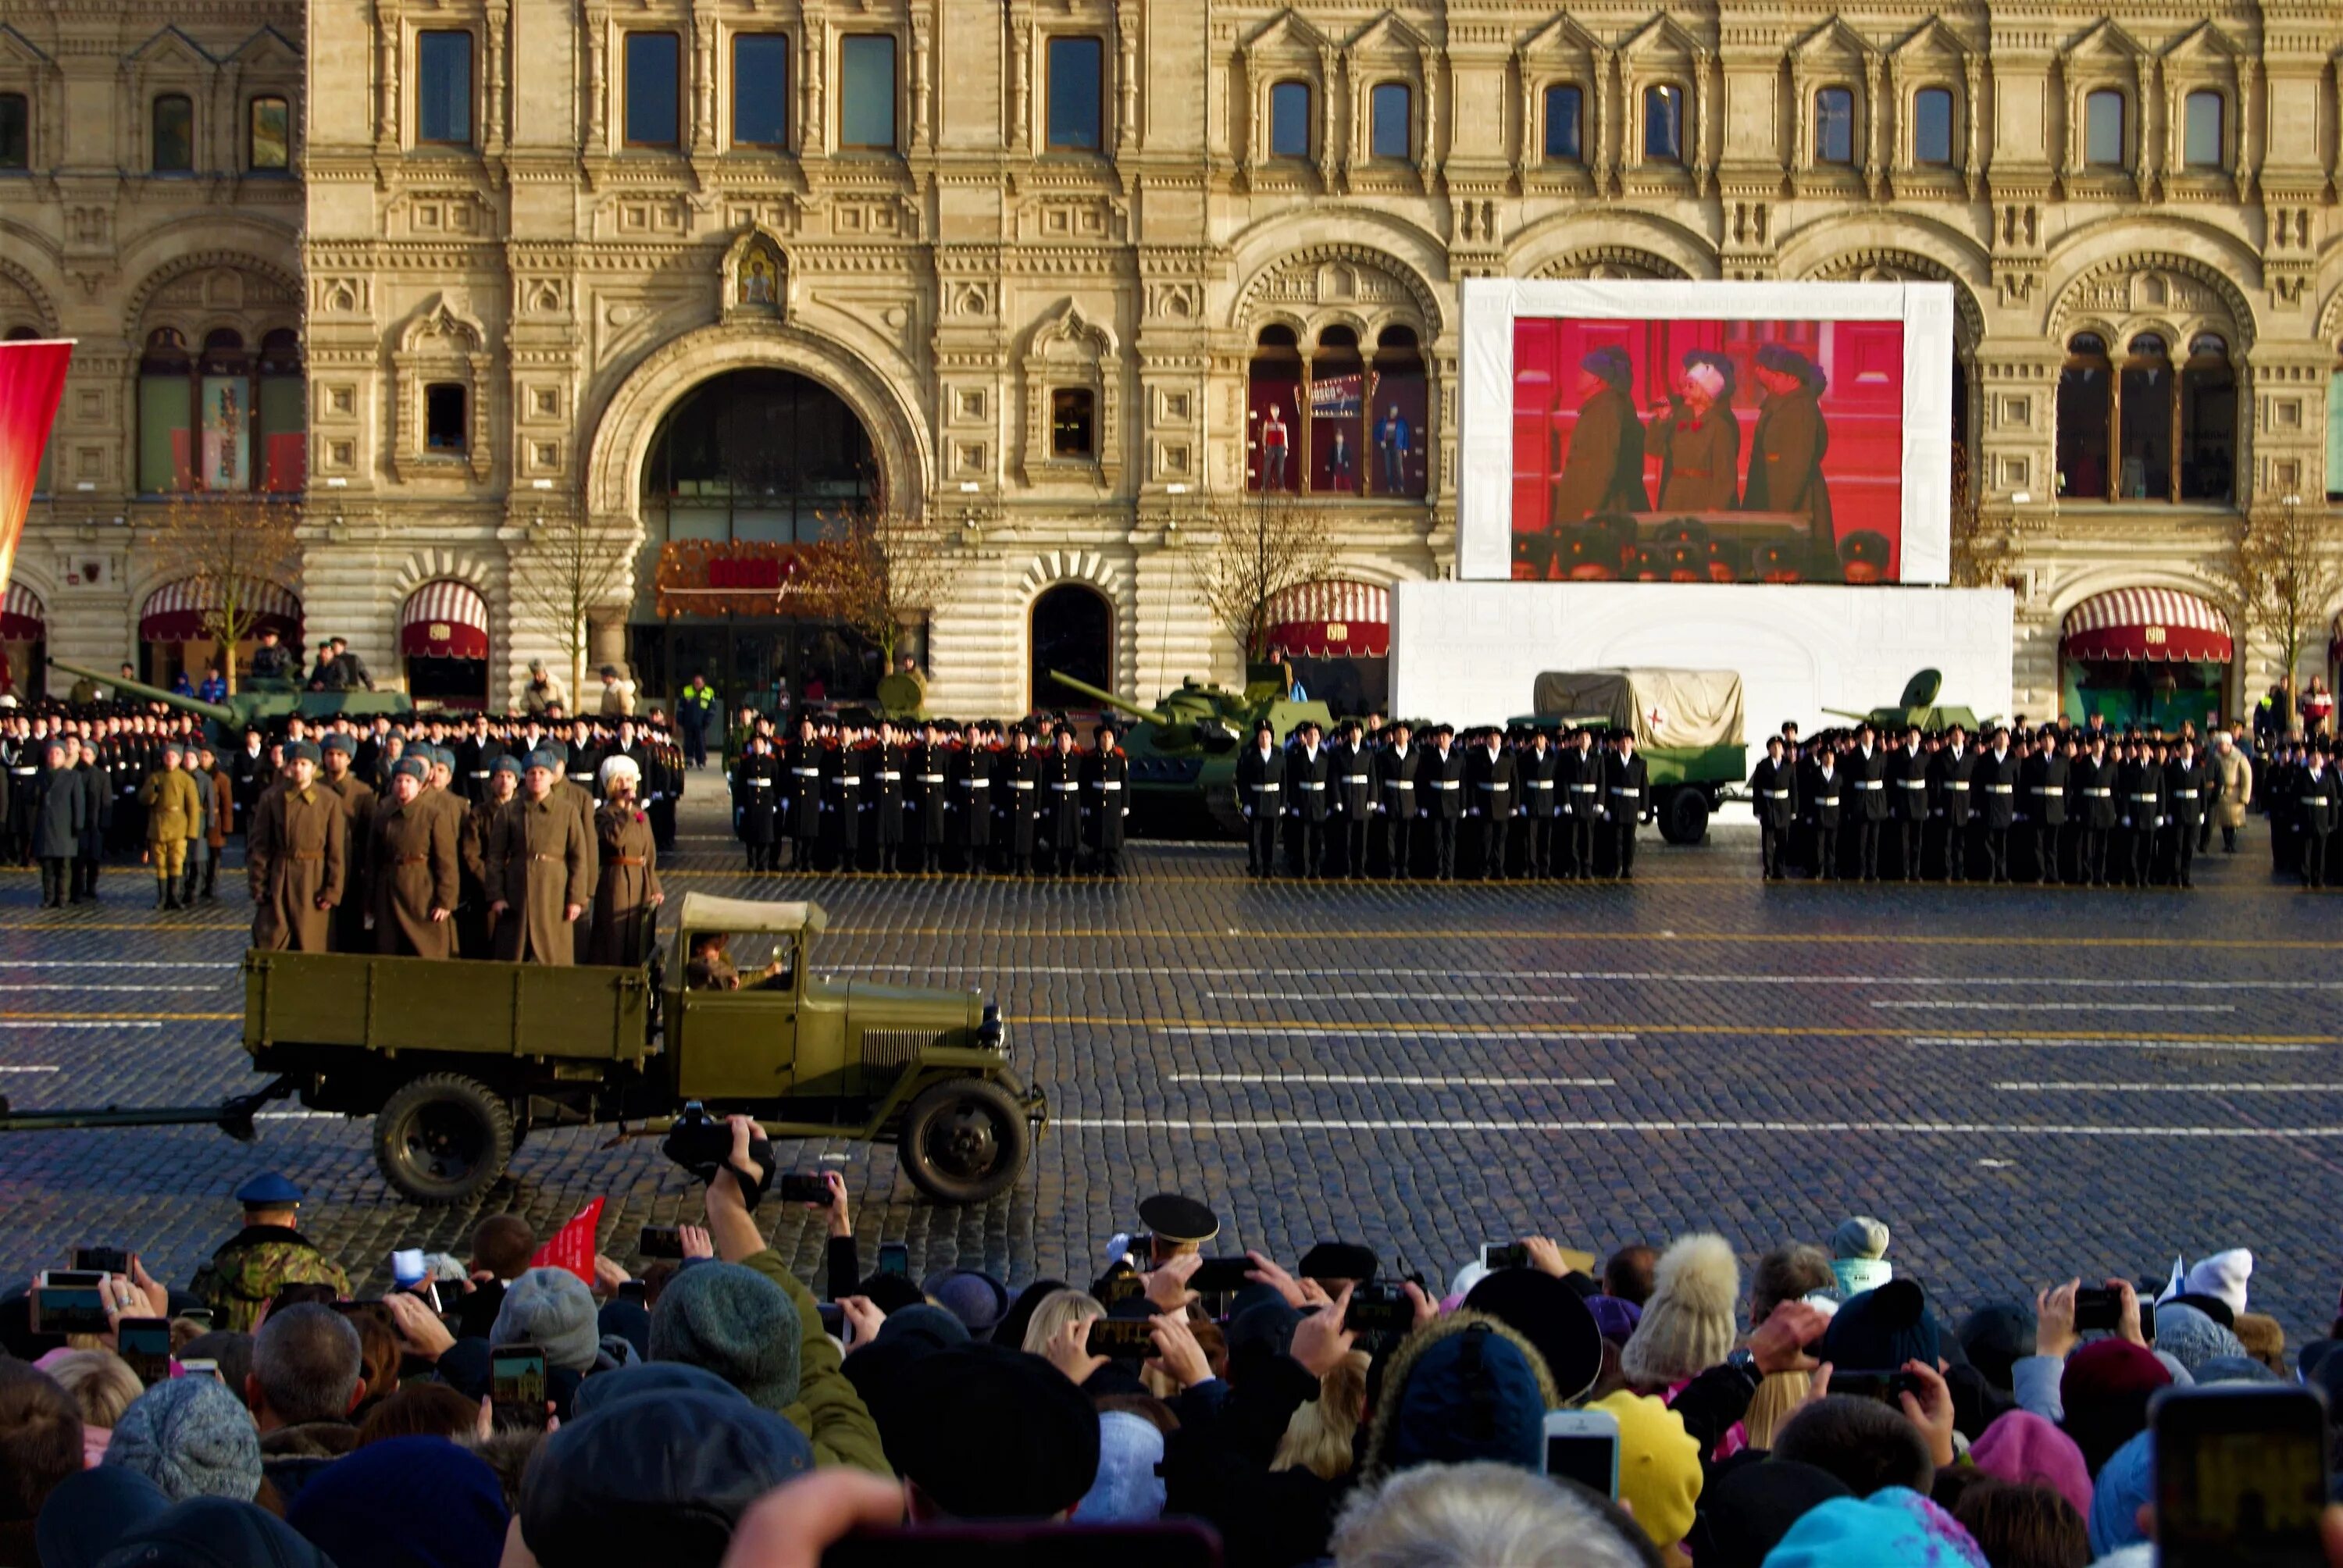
188,1224,351,1331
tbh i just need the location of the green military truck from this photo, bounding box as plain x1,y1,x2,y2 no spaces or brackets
0,894,1043,1207
1510,668,1750,844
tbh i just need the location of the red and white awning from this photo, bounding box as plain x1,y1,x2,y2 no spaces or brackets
0,583,42,641
139,578,301,643
2061,586,2231,665
1264,579,1392,659
400,579,490,660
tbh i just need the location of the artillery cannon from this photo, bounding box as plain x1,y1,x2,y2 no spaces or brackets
1044,668,1334,836
1824,668,1990,736
49,657,412,746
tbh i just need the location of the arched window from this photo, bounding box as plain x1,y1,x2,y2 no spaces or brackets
2084,89,2125,167
1813,87,1855,165
2179,333,2234,503
1248,326,1302,494
2182,91,2224,169
1308,326,1364,495
137,324,303,494
1543,84,1582,162
1371,326,1426,498
2118,333,2174,501
1368,82,1410,160
1643,84,1684,162
1913,87,1954,165
248,97,289,171
2056,332,2112,501
1269,80,1312,159
152,94,194,173
138,328,194,493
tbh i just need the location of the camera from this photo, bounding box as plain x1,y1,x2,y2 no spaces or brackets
1344,1281,1414,1335
662,1102,774,1208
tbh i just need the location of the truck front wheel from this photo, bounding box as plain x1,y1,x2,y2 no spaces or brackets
373,1073,516,1206
897,1078,1029,1205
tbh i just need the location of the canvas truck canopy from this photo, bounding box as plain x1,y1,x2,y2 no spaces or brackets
673,892,831,938
1531,669,1746,749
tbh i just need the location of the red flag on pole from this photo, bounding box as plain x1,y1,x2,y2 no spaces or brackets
0,340,73,603
529,1198,606,1285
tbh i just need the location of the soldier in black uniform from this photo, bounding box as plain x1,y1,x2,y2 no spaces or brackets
8,725,44,864
2071,733,2115,886
1974,728,2020,883
1560,728,1600,879
563,718,604,805
869,723,909,874
1284,722,1331,878
2165,735,2206,889
2297,743,2336,887
2266,738,2301,878
997,725,1041,875
1082,723,1130,879
1374,721,1418,879
1889,727,1931,882
1236,721,1284,877
910,722,950,874
1517,728,1561,878
782,716,822,871
1328,721,1375,878
1845,725,1888,882
1801,742,1843,879
1039,725,1084,875
2118,736,2164,887
1749,735,1797,881
819,723,859,871
732,732,780,871
1422,725,1466,881
1465,727,1517,880
1605,731,1649,880
2025,729,2070,885
951,723,997,874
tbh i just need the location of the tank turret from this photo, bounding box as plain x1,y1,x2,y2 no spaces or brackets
1046,668,1333,834
49,657,415,746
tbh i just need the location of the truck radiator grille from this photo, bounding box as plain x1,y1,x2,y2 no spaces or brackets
861,1029,940,1070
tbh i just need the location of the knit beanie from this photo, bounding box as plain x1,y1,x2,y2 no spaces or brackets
1592,1390,1703,1552
1076,1409,1168,1522
490,1268,602,1375
1831,1217,1892,1296
1762,1486,1988,1568
1967,1411,2091,1520
2059,1339,2170,1475
104,1374,264,1503
286,1436,510,1568
2182,1249,2252,1317
2153,1304,2248,1375
650,1261,802,1412
1620,1234,1740,1385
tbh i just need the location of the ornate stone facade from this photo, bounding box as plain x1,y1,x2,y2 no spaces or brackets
6,0,2341,719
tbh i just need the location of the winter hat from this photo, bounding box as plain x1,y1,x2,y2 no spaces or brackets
1686,1459,1849,1568
1592,1389,1703,1552
2086,1429,2155,1558
874,1304,971,1356
1587,1294,1642,1345
886,1345,1100,1519
1581,345,1634,391
1831,1217,1893,1296
36,1466,171,1568
104,1374,263,1503
1821,1280,1940,1372
76,1498,332,1568
1445,1259,1492,1305
1681,359,1727,401
2195,1355,2282,1384
919,1270,1010,1338
1760,1485,1988,1568
2058,1339,2170,1475
1620,1233,1740,1385
1374,1319,1550,1479
1967,1411,2092,1520
286,1437,508,1568
597,1298,652,1363
2182,1249,2252,1317
649,1261,802,1413
1464,1265,1606,1400
2152,1304,2247,1374
491,1267,602,1374
1075,1410,1168,1523
1955,1303,2035,1389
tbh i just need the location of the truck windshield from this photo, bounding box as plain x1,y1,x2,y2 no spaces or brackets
683,932,795,992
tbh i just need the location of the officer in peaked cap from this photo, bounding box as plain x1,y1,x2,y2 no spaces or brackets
190,1171,351,1331
1092,1192,1221,1310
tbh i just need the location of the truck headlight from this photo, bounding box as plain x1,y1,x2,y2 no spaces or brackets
977,1002,1006,1053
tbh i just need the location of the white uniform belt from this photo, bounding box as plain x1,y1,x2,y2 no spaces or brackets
917,775,944,784
1051,782,1078,792
2307,796,2331,807
1297,781,1325,790
1475,782,1507,790
1762,789,1790,798
1098,782,1122,790
1609,786,1637,795
1528,780,1555,789
880,772,901,781
1429,780,1459,790
2130,793,2159,801
469,770,490,779
1388,780,1415,789
1254,782,1282,791
1012,781,1035,790
1570,783,1599,793
746,779,771,787
1896,779,1927,788
1985,784,2013,793
1853,780,1884,789
2084,788,2112,796
794,768,819,777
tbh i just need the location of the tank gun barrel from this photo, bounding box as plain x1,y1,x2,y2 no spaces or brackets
48,657,237,725
1043,670,1171,726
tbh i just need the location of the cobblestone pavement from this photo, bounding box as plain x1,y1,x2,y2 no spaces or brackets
4,789,2340,1342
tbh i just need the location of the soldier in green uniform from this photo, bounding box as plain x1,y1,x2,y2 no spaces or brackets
1550,345,1649,525
489,749,592,965
188,1172,350,1332
1648,351,1740,511
138,738,201,910
1743,344,1837,578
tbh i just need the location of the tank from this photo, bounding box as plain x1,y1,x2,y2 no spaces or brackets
1823,668,1988,736
49,657,415,747
1044,669,1334,836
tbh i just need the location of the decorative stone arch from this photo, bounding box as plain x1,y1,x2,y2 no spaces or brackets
1505,208,1715,282
392,295,493,485
0,258,59,337
1232,241,1444,340
1530,247,1694,281
388,546,497,604
1020,301,1123,488
121,248,300,341
1016,549,1134,705
2046,248,2256,352
587,320,930,527
1798,244,1988,351
2316,278,2343,351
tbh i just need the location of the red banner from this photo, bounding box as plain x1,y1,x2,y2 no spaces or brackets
0,340,73,604
528,1197,606,1285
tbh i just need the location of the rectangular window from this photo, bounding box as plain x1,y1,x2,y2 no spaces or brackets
1542,84,1582,162
425,384,468,452
1643,84,1682,162
1369,83,1410,159
839,34,898,149
1813,88,1854,164
2084,89,2124,167
1269,80,1311,158
2183,91,2223,169
1046,35,1103,151
626,32,682,147
0,94,26,170
249,97,290,170
417,31,473,145
152,94,194,173
733,34,790,148
1051,388,1096,458
139,376,194,493
1913,87,1953,165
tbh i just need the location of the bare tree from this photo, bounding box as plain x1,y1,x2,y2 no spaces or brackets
147,494,301,696
511,511,634,703
2206,497,2343,733
801,493,952,676
1946,443,2017,590
1195,489,1341,665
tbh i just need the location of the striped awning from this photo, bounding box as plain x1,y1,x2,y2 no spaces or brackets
2061,586,2232,665
400,578,490,660
138,578,301,643
1264,579,1392,659
0,583,41,642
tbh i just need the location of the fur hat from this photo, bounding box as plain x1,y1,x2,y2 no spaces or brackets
1620,1234,1741,1385
1581,345,1634,391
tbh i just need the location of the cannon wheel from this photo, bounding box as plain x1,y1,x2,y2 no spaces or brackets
897,1078,1029,1205
373,1073,515,1206
1658,788,1711,846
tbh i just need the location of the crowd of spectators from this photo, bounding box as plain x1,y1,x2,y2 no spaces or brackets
0,1117,2337,1566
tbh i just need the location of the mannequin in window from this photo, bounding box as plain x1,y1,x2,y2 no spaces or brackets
1324,426,1352,492
1261,404,1291,491
1648,351,1740,511
1550,345,1648,523
1376,403,1411,494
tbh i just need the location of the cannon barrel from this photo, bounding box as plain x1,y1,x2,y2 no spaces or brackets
1044,670,1172,726
48,657,237,725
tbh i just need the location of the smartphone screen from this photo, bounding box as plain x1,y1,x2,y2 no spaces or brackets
876,1242,910,1278
32,1284,109,1336
490,1345,549,1431
44,1270,108,1290
1482,1242,1531,1271
1186,1257,1255,1295
778,1174,832,1206
1545,1431,1621,1497
115,1318,173,1385
71,1248,129,1276
638,1226,685,1260
617,1280,647,1305
1828,1370,1923,1406
2074,1287,2122,1334
1344,1285,1414,1335
2156,1387,2328,1568
815,1302,845,1339
1085,1318,1157,1360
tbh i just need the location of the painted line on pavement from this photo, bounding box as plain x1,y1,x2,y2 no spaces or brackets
1204,991,1580,1003
826,926,2343,951
0,1022,164,1031
836,964,2339,991
1995,1082,2343,1092
1025,1018,2337,1046
1057,1117,2343,1137
1874,1001,2236,1014
0,962,237,971
0,1066,59,1073
1167,1072,1617,1087
0,1012,237,1022
1910,1035,2316,1053
1154,1026,1640,1042
0,985,226,994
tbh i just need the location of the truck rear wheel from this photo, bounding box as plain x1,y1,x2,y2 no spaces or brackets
373,1073,515,1206
1659,788,1711,845
897,1078,1029,1205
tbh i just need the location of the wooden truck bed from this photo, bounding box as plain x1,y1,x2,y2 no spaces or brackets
242,951,656,1065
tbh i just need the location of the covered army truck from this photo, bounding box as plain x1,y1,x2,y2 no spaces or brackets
235,893,1043,1205
1514,668,1749,844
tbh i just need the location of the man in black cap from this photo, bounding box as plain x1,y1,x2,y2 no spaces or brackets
1328,718,1375,878
1551,344,1649,524
996,725,1040,875
1604,729,1649,880
1889,725,1931,882
1744,344,1837,576
1844,723,1887,882
1373,718,1418,878
1235,720,1283,877
1748,734,1797,881
1974,725,2022,883
1423,722,1465,880
1082,722,1129,879
1286,719,1330,878
1559,725,1600,878
1464,725,1517,879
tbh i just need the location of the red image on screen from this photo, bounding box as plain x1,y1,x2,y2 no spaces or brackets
1511,318,1904,585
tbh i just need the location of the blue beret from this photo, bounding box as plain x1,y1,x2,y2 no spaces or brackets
390,757,428,782
236,1171,304,1206
526,749,565,773
493,754,525,777
283,739,320,766
319,732,355,755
